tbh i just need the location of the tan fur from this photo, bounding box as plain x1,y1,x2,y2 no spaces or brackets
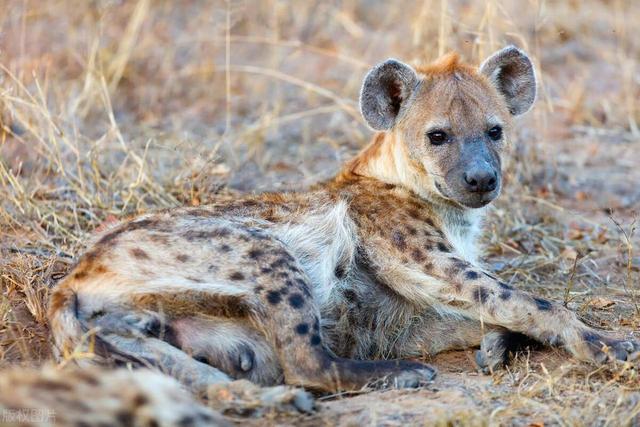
44,50,639,414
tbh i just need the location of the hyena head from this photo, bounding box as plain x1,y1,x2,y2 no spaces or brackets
359,46,536,208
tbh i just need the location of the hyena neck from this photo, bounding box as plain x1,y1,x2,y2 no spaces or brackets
337,132,429,196
335,131,486,264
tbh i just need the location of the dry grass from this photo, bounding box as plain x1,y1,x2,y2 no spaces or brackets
1,0,639,425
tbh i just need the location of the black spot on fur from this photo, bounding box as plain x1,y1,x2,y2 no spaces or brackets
132,393,149,407
270,257,289,270
130,248,150,259
465,270,479,280
248,248,264,260
437,242,450,253
473,286,489,303
288,293,305,309
343,289,358,304
33,378,74,391
533,297,552,311
176,254,190,263
499,290,512,300
97,219,159,246
451,258,468,269
406,225,417,236
295,323,309,335
266,290,281,305
407,208,421,220
260,266,273,275
219,244,232,253
391,230,407,251
310,334,321,346
213,228,232,238
334,263,347,279
313,318,320,331
247,228,269,240
116,411,134,426
498,281,514,291
229,271,244,281
411,248,425,263
176,415,196,427
184,228,231,241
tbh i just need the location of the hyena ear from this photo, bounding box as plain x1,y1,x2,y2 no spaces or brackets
359,59,419,130
480,46,536,116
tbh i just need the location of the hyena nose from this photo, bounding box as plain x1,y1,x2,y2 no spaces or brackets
463,168,497,193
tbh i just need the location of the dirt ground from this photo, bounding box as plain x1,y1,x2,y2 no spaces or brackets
1,1,639,425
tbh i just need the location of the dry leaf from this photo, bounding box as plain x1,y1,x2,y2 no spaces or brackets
561,247,578,260
567,229,584,240
587,297,616,310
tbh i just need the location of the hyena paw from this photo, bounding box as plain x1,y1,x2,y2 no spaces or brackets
475,330,539,374
208,380,315,415
92,311,164,338
582,331,640,363
375,362,437,389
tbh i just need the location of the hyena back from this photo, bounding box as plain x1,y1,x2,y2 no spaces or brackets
49,46,639,395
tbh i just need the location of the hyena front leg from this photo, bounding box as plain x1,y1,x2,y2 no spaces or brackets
376,249,640,365
444,265,640,364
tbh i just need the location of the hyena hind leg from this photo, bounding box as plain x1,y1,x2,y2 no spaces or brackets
89,310,232,394
91,310,316,414
168,316,283,386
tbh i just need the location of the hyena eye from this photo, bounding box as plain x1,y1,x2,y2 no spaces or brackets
487,126,503,141
427,130,448,146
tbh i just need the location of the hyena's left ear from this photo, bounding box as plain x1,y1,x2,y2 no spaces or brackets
359,59,419,130
480,46,536,116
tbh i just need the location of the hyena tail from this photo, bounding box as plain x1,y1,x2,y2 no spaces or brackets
48,283,85,361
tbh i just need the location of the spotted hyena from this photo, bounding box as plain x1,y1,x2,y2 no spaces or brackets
49,46,639,397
